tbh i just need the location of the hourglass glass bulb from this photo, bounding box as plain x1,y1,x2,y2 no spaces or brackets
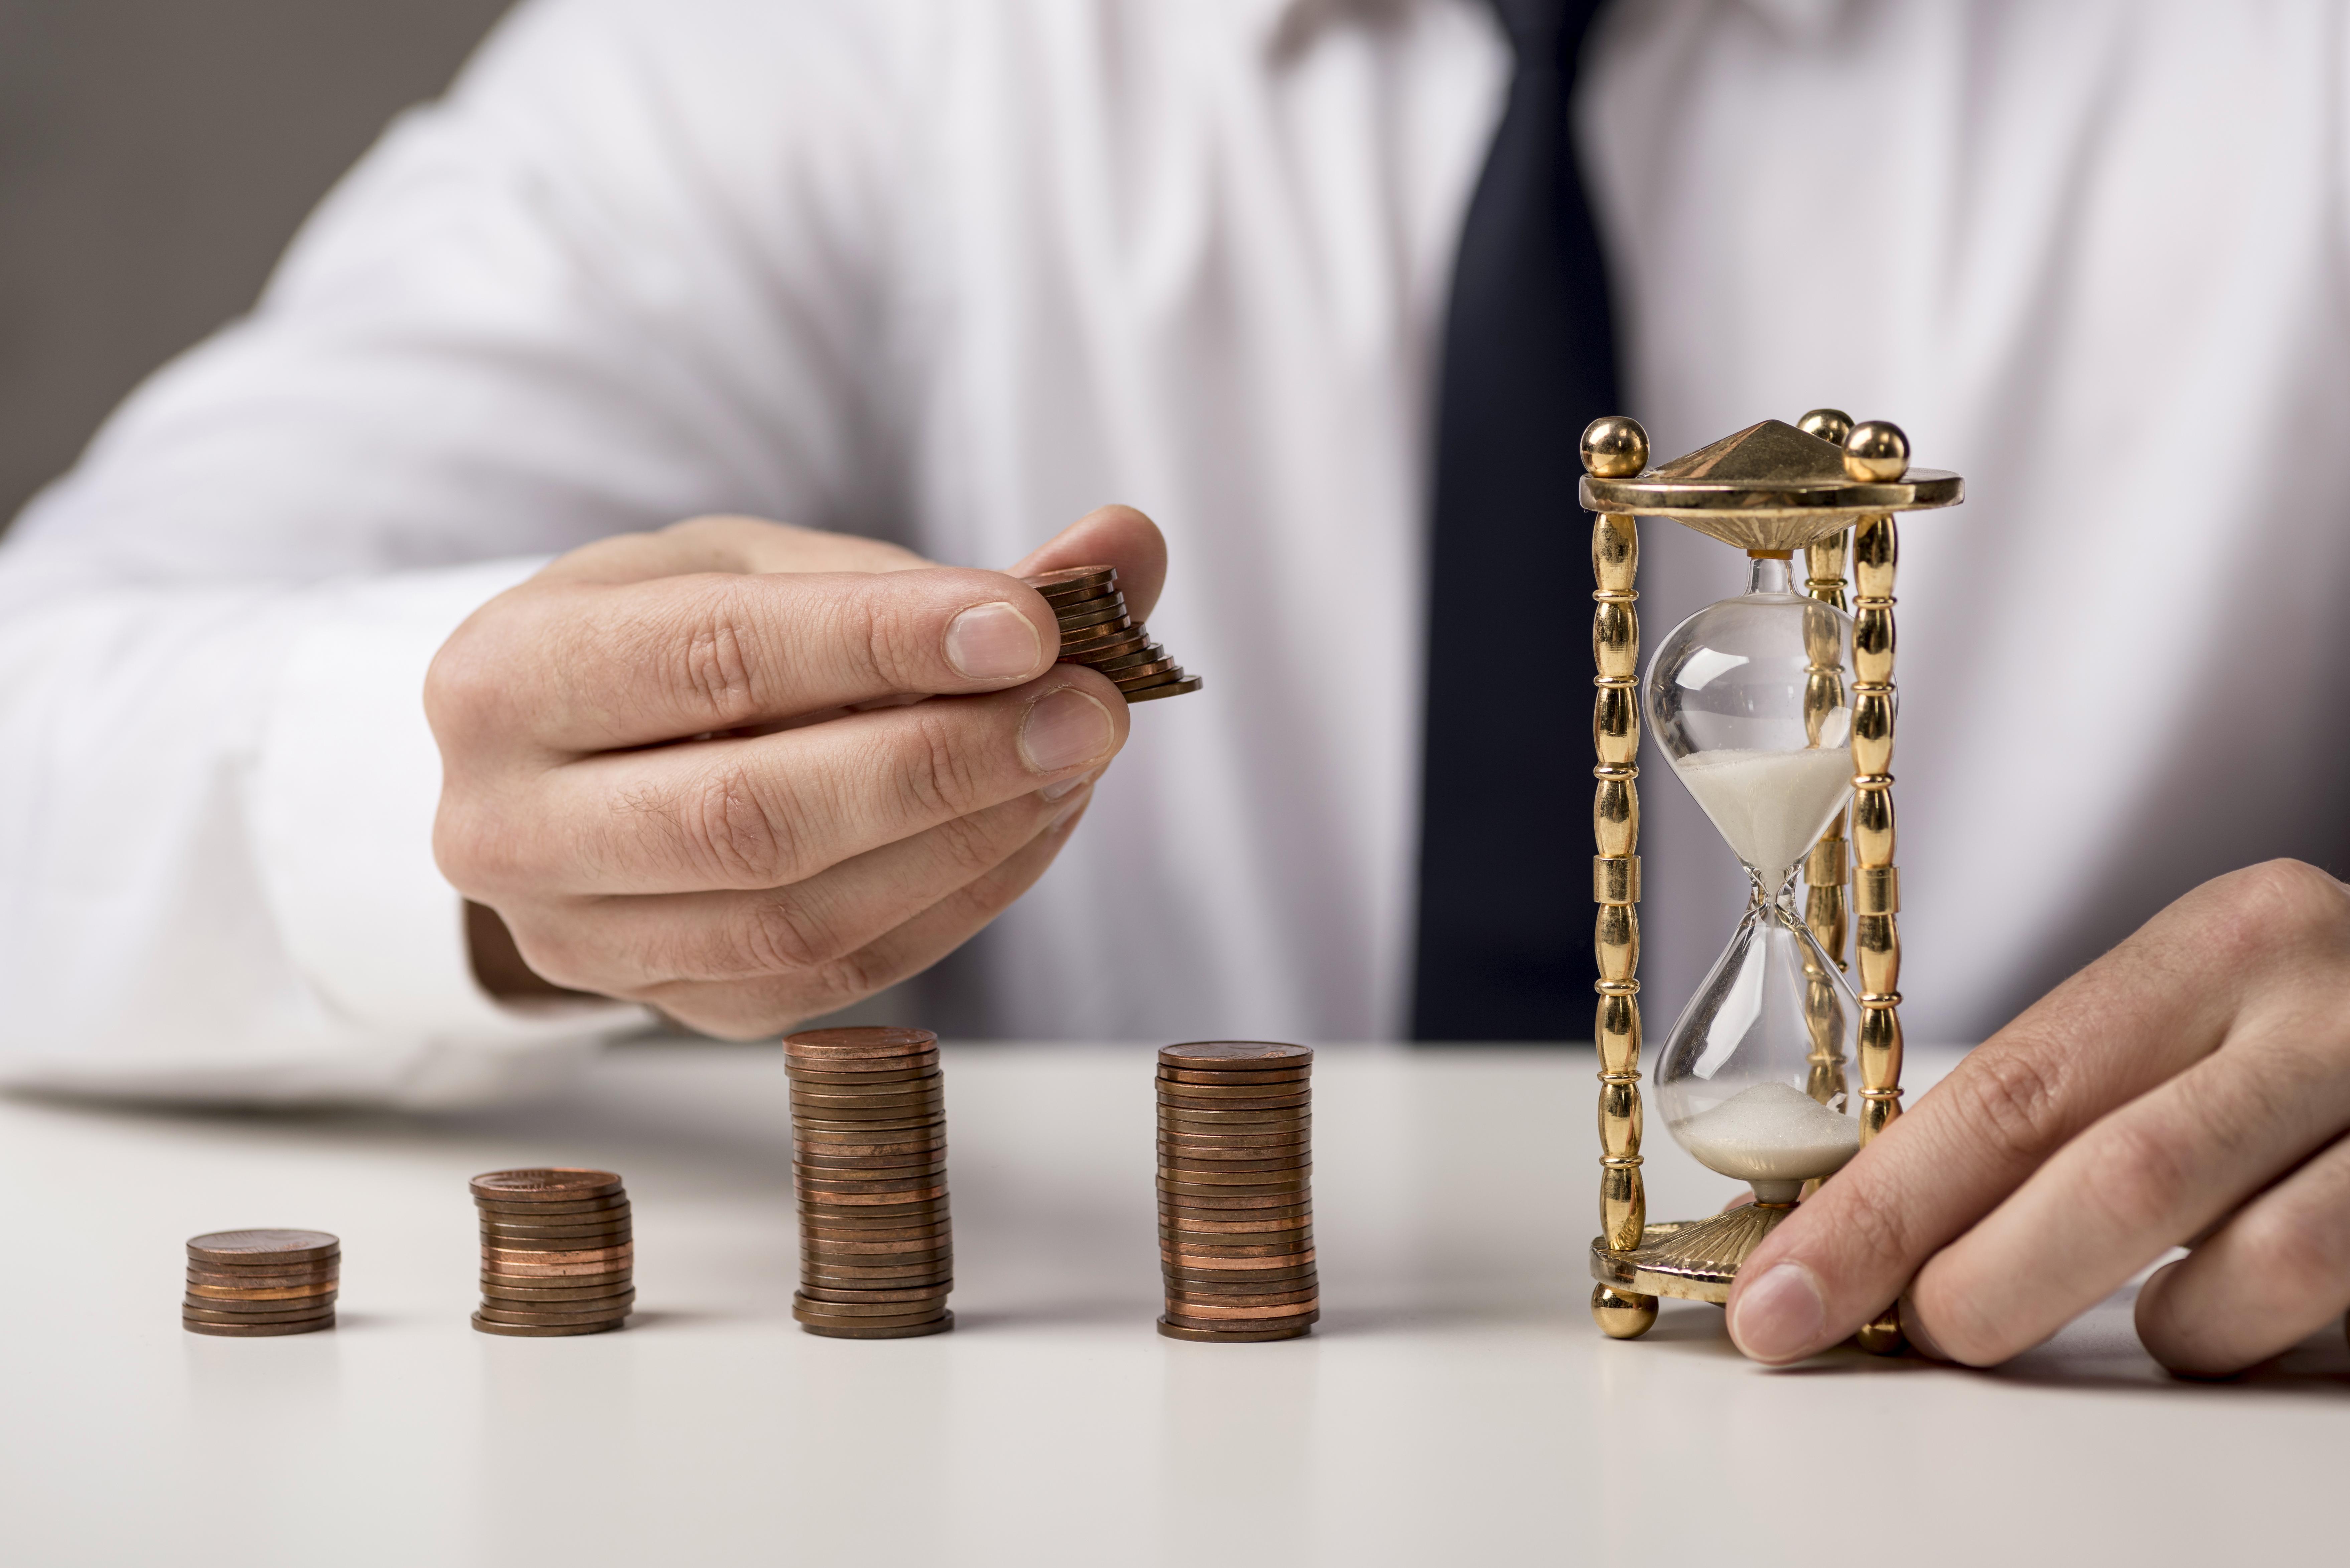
1647,552,1862,1201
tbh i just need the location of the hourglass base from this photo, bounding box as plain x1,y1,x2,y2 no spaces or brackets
1588,1204,1797,1305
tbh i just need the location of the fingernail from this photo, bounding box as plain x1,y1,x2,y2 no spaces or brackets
945,601,1042,680
1019,689,1114,775
1040,767,1099,802
1728,1263,1828,1364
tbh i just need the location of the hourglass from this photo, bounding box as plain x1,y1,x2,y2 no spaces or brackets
1578,412,1963,1347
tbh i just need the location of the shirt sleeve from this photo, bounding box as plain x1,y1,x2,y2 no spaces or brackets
0,0,917,1104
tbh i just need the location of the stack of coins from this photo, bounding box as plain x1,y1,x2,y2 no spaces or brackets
786,1026,954,1339
183,1229,340,1337
1157,1042,1319,1342
471,1168,634,1336
1021,565,1202,703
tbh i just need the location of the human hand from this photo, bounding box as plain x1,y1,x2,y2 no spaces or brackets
1723,859,2350,1376
427,504,1167,1035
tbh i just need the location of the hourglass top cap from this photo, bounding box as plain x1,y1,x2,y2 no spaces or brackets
1578,416,1963,552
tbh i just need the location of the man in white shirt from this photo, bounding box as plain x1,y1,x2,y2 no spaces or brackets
3,0,2346,1372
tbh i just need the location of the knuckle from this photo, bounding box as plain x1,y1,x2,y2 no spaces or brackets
893,709,990,822
664,761,800,887
730,894,842,976
806,944,891,1012
1941,1044,2071,1170
2229,1204,2337,1304
665,584,769,731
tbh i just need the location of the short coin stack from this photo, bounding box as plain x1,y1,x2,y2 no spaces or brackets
471,1168,635,1336
1022,565,1202,703
1157,1042,1318,1342
183,1229,339,1337
786,1026,955,1338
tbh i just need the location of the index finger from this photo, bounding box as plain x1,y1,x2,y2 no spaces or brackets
434,567,1064,756
1720,874,2254,1365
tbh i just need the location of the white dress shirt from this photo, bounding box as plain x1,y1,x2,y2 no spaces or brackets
2,0,2344,1103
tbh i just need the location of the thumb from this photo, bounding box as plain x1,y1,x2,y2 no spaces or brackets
1007,504,1169,624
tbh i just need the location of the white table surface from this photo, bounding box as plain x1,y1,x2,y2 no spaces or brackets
1,1042,2341,1567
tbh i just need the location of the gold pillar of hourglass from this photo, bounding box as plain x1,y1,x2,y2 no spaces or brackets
1578,412,1963,1348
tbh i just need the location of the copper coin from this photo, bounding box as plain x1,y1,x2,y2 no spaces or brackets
1054,601,1131,632
798,1207,952,1229
181,1303,338,1324
791,1290,954,1319
476,1304,634,1326
795,1181,947,1200
1114,665,1186,692
1159,1181,1312,1202
1162,1257,1318,1278
480,1276,633,1298
793,1307,951,1331
1160,1222,1314,1242
185,1230,340,1266
1163,1213,1313,1233
785,1025,938,1055
1157,1079,1314,1101
800,1220,953,1241
480,1284,637,1305
1158,1065,1312,1085
185,1280,339,1301
791,1113,947,1132
1159,1199,1314,1219
794,1150,948,1170
799,1313,955,1340
1023,566,1118,595
1164,1299,1320,1323
184,1317,336,1337
471,1313,625,1337
1158,1161,1312,1181
1057,631,1150,662
1042,590,1124,622
1156,1317,1311,1343
794,1166,948,1186
794,1284,954,1305
799,1189,949,1210
184,1268,339,1289
792,1142,948,1162
1159,1239,1313,1258
801,1255,953,1275
1161,1274,1319,1295
803,1241,949,1260
480,1226,634,1246
786,1065,941,1086
470,1169,624,1202
482,1240,632,1262
791,1132,948,1151
473,1196,632,1218
1166,1286,1322,1309
1158,1105,1310,1123
1159,1042,1313,1069
1157,1150,1308,1170
481,1258,632,1279
790,1088,946,1108
801,1268,953,1287
180,1251,344,1271
1122,676,1203,703
1157,1129,1310,1147
782,1053,940,1076
1088,642,1169,672
790,1106,945,1125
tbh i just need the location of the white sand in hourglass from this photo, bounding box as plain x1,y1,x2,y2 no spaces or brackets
1668,747,1854,889
1671,1082,1860,1202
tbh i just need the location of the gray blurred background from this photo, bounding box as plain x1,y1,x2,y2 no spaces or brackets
0,0,513,531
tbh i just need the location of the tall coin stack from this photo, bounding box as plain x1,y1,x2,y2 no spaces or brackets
1157,1042,1319,1342
471,1168,635,1336
183,1229,339,1337
1021,565,1202,703
786,1026,955,1339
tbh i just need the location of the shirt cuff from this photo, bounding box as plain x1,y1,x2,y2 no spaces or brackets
248,560,646,1051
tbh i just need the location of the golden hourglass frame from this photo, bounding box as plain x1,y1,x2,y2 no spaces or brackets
1578,412,1963,1348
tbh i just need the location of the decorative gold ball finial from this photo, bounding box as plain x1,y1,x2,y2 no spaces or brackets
1581,415,1649,478
1843,420,1911,483
1797,408,1854,447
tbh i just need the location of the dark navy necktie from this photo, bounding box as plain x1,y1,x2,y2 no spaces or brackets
1411,0,1620,1041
